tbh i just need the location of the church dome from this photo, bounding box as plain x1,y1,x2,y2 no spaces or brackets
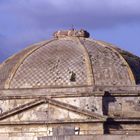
0,29,140,89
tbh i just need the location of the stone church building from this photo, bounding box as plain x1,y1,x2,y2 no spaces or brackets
0,30,140,139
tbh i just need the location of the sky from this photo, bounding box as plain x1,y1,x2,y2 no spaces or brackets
0,0,140,63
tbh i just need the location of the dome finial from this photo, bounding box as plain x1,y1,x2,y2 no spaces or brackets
53,29,90,38
71,24,75,31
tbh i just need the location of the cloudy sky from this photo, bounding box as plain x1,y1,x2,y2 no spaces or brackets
0,0,140,63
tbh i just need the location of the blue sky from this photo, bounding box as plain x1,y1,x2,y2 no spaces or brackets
0,0,140,63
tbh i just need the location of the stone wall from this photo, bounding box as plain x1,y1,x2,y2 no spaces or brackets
39,135,140,140
1,135,140,140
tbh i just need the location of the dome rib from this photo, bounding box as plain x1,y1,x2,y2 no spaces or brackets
0,33,139,90
77,38,94,86
82,38,135,86
9,37,90,89
5,39,56,89
114,48,140,85
96,40,136,85
0,44,41,89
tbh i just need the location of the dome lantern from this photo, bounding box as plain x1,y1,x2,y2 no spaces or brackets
53,29,90,38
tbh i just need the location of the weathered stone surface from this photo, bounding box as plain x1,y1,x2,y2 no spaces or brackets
0,33,139,89
0,29,140,139
38,135,140,140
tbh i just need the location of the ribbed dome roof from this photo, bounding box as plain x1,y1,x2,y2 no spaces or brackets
0,30,140,89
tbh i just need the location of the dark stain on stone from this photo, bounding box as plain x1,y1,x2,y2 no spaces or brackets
70,71,76,82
